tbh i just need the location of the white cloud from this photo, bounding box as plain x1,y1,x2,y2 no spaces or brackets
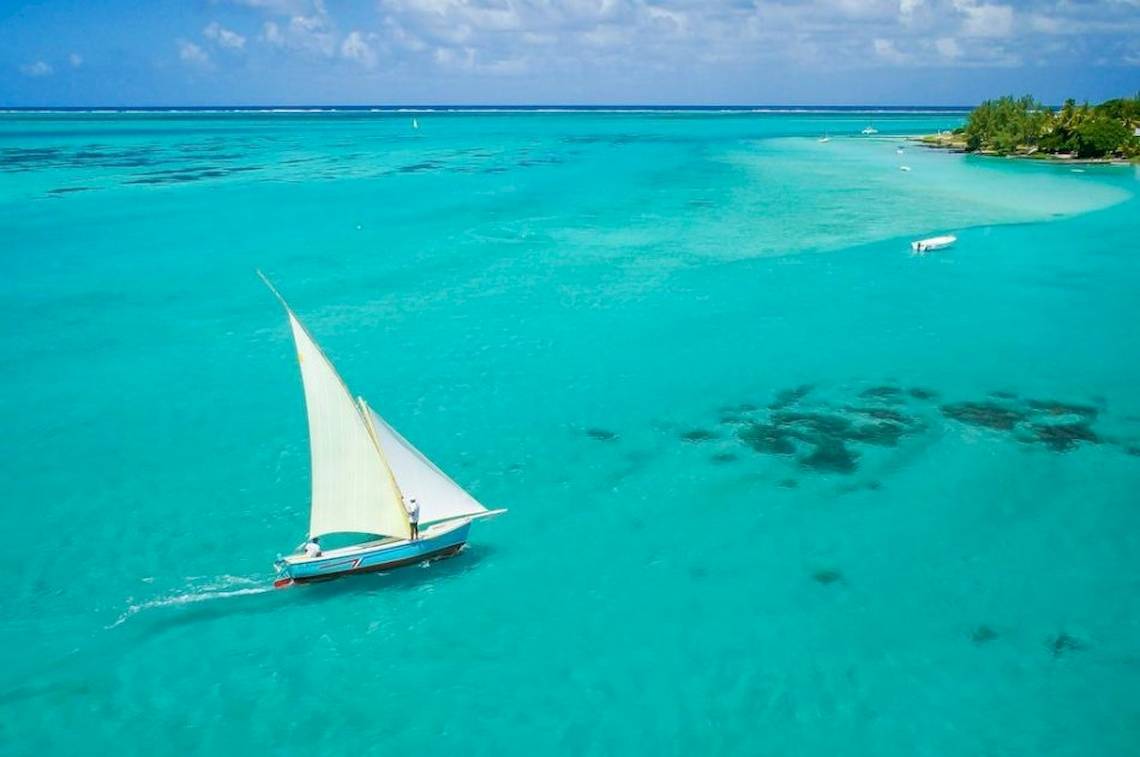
1027,10,1140,36
581,25,628,48
341,30,378,68
384,17,429,51
178,40,212,68
204,22,247,50
899,0,923,26
19,60,53,77
68,53,83,68
935,36,962,59
434,46,473,68
263,21,285,46
213,0,1140,87
1029,13,1063,34
259,0,337,57
521,31,556,46
954,0,1013,38
223,0,316,13
873,37,910,63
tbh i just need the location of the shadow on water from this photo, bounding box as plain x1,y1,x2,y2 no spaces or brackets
0,677,96,707
0,548,497,707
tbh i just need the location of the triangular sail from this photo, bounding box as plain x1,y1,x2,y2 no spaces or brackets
285,312,411,541
364,404,488,525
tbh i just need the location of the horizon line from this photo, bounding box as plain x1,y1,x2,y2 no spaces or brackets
0,103,979,112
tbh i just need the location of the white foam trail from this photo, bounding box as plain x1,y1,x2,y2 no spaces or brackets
108,576,273,629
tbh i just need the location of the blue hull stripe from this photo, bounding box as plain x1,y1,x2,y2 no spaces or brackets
283,523,471,581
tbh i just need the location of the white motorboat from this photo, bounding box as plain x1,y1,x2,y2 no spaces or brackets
911,235,957,253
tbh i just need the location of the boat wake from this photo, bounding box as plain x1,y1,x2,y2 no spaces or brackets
108,575,273,629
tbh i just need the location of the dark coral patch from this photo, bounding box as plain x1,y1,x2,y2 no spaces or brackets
772,410,853,438
847,421,908,447
860,385,902,402
971,625,999,645
1126,446,1140,457
710,452,738,464
769,384,813,410
799,440,859,474
1026,399,1098,420
738,422,797,455
1050,632,1085,658
680,429,717,443
811,569,843,585
585,428,618,442
989,390,1018,400
847,406,909,423
908,387,938,400
941,401,1026,431
1029,422,1099,452
778,478,798,488
398,161,443,173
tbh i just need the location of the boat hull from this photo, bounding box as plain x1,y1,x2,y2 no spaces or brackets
278,521,472,585
911,235,957,253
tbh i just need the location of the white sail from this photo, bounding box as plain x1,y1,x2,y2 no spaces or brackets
364,404,488,525
286,312,411,541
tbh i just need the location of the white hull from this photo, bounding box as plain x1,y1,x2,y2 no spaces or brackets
911,235,957,253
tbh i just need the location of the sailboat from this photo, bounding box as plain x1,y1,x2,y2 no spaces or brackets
861,123,879,135
260,273,505,588
412,118,419,130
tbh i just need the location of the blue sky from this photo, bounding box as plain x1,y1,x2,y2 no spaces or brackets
1,0,1137,106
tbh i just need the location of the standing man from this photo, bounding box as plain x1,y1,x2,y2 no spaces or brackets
404,496,420,540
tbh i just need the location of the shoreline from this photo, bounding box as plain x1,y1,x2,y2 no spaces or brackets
911,133,1135,165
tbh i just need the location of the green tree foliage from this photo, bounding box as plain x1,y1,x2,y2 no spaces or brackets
962,93,1138,159
1094,94,1140,125
1073,116,1133,158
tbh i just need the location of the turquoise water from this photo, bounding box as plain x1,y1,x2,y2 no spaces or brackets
2,110,1139,754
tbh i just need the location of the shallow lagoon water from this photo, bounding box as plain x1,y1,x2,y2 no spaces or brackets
1,111,1139,754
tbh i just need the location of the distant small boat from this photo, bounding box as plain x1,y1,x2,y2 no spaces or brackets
412,118,419,129
899,165,912,172
861,124,879,135
911,235,957,253
818,134,831,143
896,147,904,154
1070,168,1085,173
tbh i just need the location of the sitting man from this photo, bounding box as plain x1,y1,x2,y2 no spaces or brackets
303,536,322,558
